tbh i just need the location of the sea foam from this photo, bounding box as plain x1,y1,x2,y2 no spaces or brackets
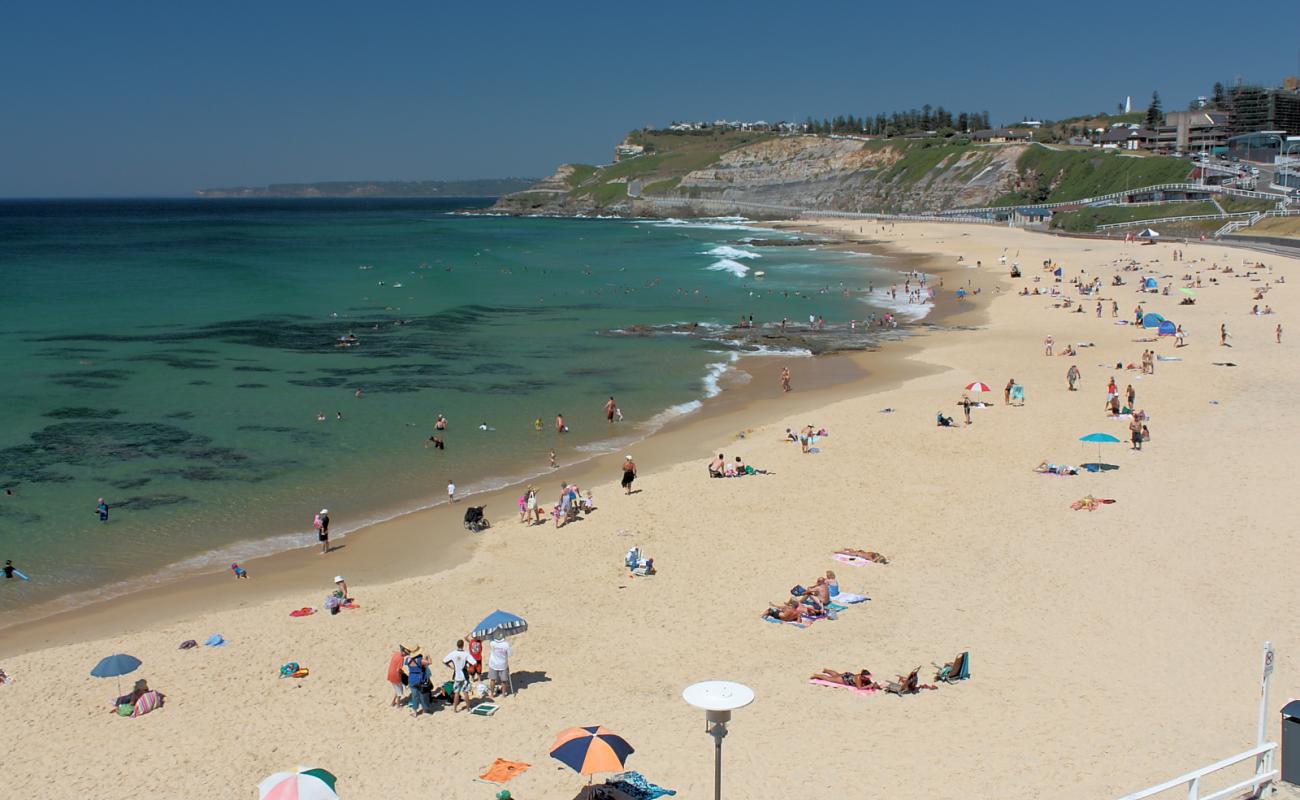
707,258,751,278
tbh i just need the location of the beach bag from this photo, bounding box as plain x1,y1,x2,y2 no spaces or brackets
791,585,806,596
131,690,162,718
279,662,301,678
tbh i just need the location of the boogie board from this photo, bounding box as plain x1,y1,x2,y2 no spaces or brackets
10,569,29,581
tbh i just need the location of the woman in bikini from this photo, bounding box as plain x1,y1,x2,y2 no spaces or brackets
811,668,877,690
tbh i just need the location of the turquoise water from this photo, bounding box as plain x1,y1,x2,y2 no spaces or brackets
0,199,914,616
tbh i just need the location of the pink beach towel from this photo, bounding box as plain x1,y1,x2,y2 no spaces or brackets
832,553,879,567
809,678,877,695
131,690,162,717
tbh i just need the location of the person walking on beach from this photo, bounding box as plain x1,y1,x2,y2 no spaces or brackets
1129,415,1144,451
1067,364,1081,391
447,480,456,503
387,645,409,707
1278,323,1283,344
405,647,432,717
1220,323,1230,347
95,497,109,522
1125,384,1136,410
1095,301,1102,318
1175,325,1186,348
604,396,617,424
1111,300,1119,318
780,367,791,393
443,639,477,713
1004,379,1016,405
1043,335,1053,356
548,449,558,469
621,455,637,494
959,394,973,425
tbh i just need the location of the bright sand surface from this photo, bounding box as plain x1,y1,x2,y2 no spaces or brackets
2,221,1299,799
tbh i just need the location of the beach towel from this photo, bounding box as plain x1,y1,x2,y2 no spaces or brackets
289,607,316,617
1156,355,1182,361
809,678,877,695
608,771,678,799
761,616,807,629
831,592,868,604
832,554,879,567
827,602,848,612
204,634,226,647
131,690,162,718
479,758,530,783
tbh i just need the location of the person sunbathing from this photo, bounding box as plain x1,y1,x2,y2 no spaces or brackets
708,454,725,478
836,548,889,564
806,576,833,604
936,412,954,427
811,668,877,690
763,600,803,622
723,461,738,477
1034,461,1078,475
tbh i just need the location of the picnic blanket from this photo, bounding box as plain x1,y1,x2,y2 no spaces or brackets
479,758,530,783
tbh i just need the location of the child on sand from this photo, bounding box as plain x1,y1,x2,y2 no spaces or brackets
230,563,248,579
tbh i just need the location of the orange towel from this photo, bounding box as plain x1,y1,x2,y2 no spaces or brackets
480,758,530,783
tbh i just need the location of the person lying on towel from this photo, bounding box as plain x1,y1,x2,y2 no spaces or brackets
811,668,878,690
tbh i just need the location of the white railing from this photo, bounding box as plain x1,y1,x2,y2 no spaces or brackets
1115,742,1277,800
928,183,1285,217
1096,212,1252,231
1215,208,1300,238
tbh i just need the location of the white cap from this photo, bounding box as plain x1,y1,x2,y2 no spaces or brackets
320,508,328,514
625,454,632,459
334,575,344,583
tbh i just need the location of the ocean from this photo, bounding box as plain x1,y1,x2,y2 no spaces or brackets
0,198,923,618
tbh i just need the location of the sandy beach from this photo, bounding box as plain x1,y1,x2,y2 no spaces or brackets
3,221,1299,799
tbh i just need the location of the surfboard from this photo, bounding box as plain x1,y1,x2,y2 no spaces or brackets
11,569,28,581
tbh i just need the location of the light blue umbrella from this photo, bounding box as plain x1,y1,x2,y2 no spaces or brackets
91,653,142,695
1079,432,1121,467
472,610,528,640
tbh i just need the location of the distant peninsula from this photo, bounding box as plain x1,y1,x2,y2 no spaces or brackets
194,178,537,199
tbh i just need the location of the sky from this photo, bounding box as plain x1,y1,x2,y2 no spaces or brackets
2,0,1298,196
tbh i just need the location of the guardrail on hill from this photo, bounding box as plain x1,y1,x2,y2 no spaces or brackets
1215,208,1300,238
1095,212,1253,231
927,183,1285,217
641,196,998,224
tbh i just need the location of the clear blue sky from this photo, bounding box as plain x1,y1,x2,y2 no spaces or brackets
3,0,1297,196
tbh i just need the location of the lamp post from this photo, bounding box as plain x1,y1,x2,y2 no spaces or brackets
683,681,754,800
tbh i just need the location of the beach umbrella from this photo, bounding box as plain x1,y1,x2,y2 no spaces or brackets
472,610,528,640
964,381,991,393
1079,432,1121,467
258,767,339,800
550,726,634,779
90,653,141,696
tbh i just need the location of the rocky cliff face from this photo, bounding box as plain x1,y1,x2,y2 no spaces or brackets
676,136,1026,213
495,136,1033,216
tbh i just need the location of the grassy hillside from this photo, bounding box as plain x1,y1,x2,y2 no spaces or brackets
995,148,1191,205
567,130,775,203
1049,201,1219,232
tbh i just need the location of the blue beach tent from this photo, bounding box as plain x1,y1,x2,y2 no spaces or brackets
1144,277,1158,290
1142,313,1166,328
1158,320,1177,336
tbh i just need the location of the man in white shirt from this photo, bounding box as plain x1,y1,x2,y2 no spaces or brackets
443,639,477,712
487,633,513,698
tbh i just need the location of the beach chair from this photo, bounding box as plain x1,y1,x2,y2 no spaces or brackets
884,667,921,696
935,651,970,683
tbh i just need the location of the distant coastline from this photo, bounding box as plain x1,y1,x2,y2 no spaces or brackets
194,177,537,198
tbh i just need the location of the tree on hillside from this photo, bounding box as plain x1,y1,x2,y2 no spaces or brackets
1144,91,1164,128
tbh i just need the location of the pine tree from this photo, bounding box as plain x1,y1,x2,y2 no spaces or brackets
957,112,969,133
1144,91,1163,128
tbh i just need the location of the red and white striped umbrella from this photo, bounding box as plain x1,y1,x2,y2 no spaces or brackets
964,381,991,393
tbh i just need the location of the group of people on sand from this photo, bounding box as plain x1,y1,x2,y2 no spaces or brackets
390,635,512,718
784,424,827,452
707,452,766,478
763,570,844,624
517,481,596,528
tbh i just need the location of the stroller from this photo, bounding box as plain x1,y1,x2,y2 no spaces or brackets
463,505,489,532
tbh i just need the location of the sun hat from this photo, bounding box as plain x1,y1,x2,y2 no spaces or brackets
320,508,328,514
407,645,422,657
334,575,344,583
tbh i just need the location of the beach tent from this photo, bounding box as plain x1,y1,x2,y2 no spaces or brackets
1158,320,1177,336
1143,277,1158,290
1137,228,1161,238
1142,313,1166,328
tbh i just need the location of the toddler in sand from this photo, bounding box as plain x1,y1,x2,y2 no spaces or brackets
230,563,248,579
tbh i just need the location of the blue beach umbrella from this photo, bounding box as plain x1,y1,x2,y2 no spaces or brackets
91,653,142,695
472,610,528,640
1079,432,1121,467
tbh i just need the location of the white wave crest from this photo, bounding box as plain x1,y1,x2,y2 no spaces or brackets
707,258,750,278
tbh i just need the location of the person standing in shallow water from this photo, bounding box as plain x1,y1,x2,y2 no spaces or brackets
604,396,616,424
555,413,567,433
95,497,109,522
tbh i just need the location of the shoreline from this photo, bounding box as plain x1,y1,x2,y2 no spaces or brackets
6,218,1298,799
0,234,980,655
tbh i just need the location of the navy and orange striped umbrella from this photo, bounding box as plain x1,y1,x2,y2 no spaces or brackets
550,726,634,776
